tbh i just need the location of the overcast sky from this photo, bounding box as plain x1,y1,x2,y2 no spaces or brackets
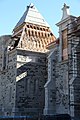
0,0,80,37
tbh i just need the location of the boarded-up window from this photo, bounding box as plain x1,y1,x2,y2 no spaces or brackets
62,29,68,60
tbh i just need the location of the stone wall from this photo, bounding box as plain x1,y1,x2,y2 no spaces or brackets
72,40,80,119
0,36,17,116
44,46,69,115
56,61,69,114
67,21,80,119
44,49,57,115
15,49,47,116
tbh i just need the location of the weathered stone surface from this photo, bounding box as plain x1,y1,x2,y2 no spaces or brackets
15,50,47,116
44,4,80,120
0,35,17,116
56,61,69,114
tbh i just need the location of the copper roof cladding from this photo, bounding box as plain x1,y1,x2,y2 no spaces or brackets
14,3,49,30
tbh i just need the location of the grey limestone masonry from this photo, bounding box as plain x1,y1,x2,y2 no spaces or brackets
55,22,80,119
44,50,57,115
0,36,48,117
15,49,47,116
1,4,80,120
68,23,80,119
44,15,80,119
0,36,17,116
56,61,69,114
44,47,69,116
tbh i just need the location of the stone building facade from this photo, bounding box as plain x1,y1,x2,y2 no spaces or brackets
0,35,17,116
15,50,47,116
68,16,80,119
44,3,80,120
13,3,55,116
0,3,80,120
0,3,56,117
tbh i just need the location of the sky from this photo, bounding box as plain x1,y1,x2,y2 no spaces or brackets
0,0,80,37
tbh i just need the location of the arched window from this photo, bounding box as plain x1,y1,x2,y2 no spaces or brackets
35,31,37,36
37,27,39,30
34,26,36,29
28,30,30,36
27,25,29,28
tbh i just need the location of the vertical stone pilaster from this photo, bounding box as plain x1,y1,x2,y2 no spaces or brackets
44,49,57,115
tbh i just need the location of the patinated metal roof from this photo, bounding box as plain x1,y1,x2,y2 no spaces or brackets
14,3,49,29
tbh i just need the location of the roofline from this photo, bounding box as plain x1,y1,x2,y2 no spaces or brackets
56,15,77,26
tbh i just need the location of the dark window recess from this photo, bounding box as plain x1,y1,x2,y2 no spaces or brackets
9,38,20,51
13,38,20,48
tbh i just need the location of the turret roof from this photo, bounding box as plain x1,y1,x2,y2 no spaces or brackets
14,3,49,29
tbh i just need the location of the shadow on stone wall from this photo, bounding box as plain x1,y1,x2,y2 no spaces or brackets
16,61,47,116
73,41,80,119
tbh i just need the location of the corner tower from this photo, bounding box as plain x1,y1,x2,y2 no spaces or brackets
12,3,56,116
